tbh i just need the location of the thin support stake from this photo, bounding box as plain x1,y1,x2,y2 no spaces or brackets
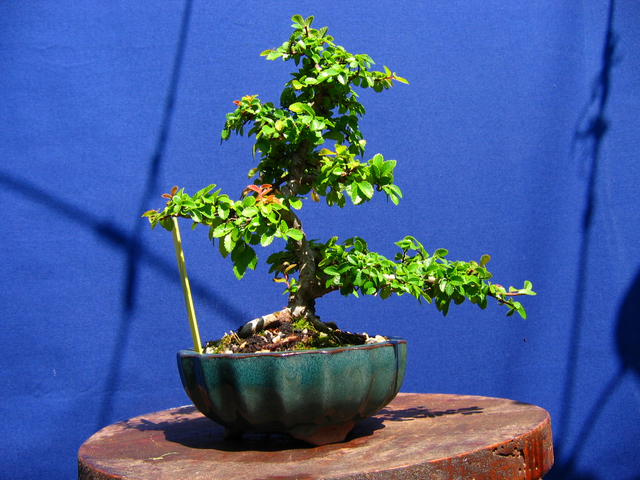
171,217,203,354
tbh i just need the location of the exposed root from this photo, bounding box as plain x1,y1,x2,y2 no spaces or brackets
237,308,294,338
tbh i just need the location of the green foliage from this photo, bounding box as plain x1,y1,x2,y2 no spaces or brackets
144,184,291,280
220,14,406,205
315,236,535,318
144,15,534,320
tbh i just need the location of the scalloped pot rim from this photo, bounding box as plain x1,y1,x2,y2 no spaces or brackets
179,336,406,359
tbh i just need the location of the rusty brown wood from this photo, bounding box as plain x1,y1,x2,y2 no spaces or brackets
78,393,553,480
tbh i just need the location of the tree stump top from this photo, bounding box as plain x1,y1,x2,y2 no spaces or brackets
78,393,553,479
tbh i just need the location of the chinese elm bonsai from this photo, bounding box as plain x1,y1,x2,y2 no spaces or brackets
144,15,535,354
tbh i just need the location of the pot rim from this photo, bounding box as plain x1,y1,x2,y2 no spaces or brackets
179,336,406,359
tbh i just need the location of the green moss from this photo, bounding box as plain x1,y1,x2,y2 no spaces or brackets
291,316,315,331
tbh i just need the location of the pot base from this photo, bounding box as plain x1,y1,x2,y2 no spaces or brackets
290,421,356,445
224,421,356,446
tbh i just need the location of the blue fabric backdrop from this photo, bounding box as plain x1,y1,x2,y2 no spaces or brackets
1,1,639,479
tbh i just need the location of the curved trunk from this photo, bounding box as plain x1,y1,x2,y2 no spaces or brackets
279,139,339,318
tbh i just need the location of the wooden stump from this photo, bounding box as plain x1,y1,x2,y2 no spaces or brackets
78,393,553,479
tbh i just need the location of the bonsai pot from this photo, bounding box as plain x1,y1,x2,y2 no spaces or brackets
177,337,406,445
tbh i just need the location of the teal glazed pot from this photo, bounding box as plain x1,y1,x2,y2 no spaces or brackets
177,337,406,445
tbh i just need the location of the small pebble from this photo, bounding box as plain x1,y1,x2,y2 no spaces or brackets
365,335,388,345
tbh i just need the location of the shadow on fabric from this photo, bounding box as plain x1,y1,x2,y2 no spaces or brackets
616,268,640,379
547,2,640,478
0,0,246,433
549,267,640,480
556,0,617,451
548,0,620,478
94,0,196,430
0,170,245,331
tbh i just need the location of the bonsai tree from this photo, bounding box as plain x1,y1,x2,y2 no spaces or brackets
144,15,535,352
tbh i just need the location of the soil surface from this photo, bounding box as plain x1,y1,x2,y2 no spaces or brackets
203,316,386,354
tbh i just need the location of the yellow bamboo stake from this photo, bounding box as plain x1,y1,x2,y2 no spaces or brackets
171,217,203,354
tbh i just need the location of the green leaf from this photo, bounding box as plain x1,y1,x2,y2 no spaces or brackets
193,184,217,198
218,205,230,220
260,234,274,247
224,234,235,253
289,103,304,113
261,125,275,135
479,296,488,309
358,181,374,200
242,206,258,217
244,246,258,270
346,183,362,204
390,185,403,198
286,228,304,241
159,217,174,231
231,243,257,279
370,153,384,169
323,266,341,276
218,236,229,258
289,102,315,116
289,198,303,210
516,303,527,319
379,159,396,177
232,264,245,280
395,237,413,250
310,118,325,131
243,196,257,208
212,223,230,238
